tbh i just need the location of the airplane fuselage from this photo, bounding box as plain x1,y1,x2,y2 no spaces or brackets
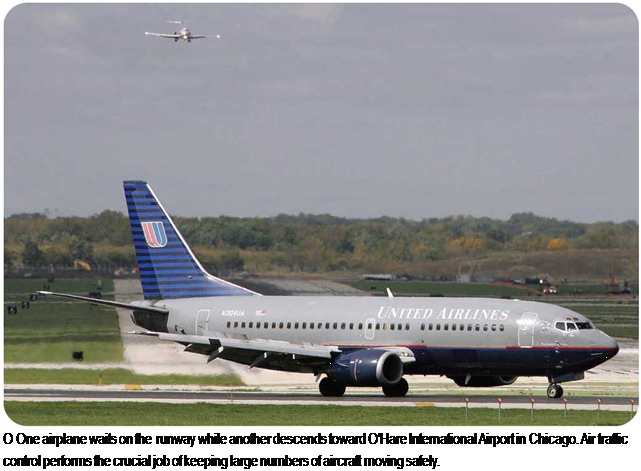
138,295,618,382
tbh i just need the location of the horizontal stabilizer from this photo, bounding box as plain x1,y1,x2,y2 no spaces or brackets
37,291,168,315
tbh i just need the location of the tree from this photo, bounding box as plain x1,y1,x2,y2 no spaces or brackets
22,239,45,267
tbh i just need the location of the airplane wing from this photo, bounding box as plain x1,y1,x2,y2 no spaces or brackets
145,32,181,39
133,331,339,372
37,291,168,315
190,34,221,40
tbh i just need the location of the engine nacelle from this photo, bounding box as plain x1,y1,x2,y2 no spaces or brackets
449,375,518,387
330,349,404,386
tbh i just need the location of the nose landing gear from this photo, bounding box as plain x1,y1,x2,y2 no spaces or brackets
547,383,564,399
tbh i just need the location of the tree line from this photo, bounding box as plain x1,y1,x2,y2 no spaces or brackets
4,210,638,274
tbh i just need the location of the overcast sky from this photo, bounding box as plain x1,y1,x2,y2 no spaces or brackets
4,3,638,222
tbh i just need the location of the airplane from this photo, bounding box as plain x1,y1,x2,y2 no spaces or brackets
145,21,220,43
39,181,619,399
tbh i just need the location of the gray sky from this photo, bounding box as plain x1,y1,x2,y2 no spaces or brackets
4,3,638,222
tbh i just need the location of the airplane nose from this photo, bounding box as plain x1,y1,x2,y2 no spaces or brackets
609,336,620,357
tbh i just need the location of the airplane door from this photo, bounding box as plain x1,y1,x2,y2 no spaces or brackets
517,312,538,348
195,309,210,336
364,318,375,340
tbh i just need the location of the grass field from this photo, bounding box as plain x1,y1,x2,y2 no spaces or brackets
3,368,243,386
4,278,123,363
4,401,634,426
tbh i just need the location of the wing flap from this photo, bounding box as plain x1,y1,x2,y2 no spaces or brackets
137,332,338,359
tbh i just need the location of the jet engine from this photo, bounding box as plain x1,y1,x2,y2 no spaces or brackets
330,349,404,386
448,375,517,387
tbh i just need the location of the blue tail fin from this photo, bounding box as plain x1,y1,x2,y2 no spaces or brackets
123,180,259,300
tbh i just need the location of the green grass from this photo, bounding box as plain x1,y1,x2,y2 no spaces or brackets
4,278,123,363
599,326,640,339
348,281,531,298
4,368,244,386
4,402,634,426
4,277,114,297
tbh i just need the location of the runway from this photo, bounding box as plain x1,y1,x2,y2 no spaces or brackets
5,387,637,411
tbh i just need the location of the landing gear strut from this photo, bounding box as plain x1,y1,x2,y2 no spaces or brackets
547,383,564,399
319,377,346,397
383,378,409,397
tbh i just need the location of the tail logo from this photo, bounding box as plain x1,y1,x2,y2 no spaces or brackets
141,221,168,248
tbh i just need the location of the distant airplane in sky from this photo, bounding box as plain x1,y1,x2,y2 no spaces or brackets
145,20,220,43
40,182,619,399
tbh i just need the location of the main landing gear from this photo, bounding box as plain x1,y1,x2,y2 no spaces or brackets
319,377,346,397
319,377,410,398
547,383,564,399
383,378,409,397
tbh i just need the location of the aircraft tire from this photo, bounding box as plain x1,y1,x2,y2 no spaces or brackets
319,377,346,397
382,378,409,397
547,384,563,399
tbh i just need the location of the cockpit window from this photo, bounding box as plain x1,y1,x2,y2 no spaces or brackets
554,321,566,331
566,322,577,331
576,322,593,330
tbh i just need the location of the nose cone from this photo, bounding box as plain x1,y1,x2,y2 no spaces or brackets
596,330,619,359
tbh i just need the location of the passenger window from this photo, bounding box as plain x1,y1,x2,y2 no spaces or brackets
444,324,449,331
318,322,322,329
326,322,330,329
475,324,480,331
359,323,364,330
383,323,388,330
500,324,505,332
302,322,307,329
249,322,253,328
310,323,314,330
287,322,291,329
452,324,457,331
397,323,402,331
234,321,238,328
483,324,488,331
278,322,283,329
405,323,410,330
429,323,433,331
264,323,269,329
376,323,380,330
271,322,276,329
294,322,299,329
241,322,246,328
467,324,472,331
491,324,496,332
341,323,346,330
333,322,338,329
436,324,441,331
390,323,395,331
349,323,354,330
226,321,231,328
367,323,372,330
555,322,566,331
420,323,425,331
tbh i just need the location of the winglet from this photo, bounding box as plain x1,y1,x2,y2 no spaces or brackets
386,288,394,298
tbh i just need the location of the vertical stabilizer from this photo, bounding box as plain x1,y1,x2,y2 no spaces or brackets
123,180,258,299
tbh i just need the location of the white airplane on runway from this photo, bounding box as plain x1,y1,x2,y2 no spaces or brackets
40,181,619,399
145,21,220,43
